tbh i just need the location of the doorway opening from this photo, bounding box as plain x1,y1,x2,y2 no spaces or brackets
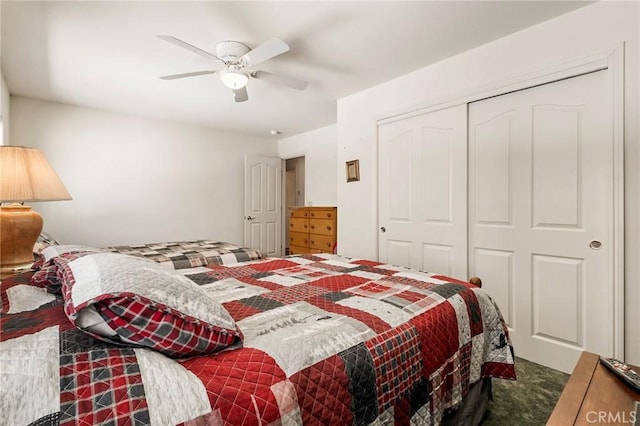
285,156,305,255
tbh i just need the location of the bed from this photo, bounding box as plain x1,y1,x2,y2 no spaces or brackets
1,248,515,425
106,240,264,269
33,238,264,270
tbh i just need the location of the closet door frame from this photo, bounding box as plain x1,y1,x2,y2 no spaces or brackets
376,42,625,359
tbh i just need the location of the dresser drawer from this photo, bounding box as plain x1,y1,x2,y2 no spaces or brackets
309,248,329,254
289,231,309,248
289,218,309,233
290,209,309,218
309,234,336,252
308,209,336,220
289,245,309,255
309,218,336,237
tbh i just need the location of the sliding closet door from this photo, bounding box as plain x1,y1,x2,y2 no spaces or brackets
468,70,615,373
378,104,467,277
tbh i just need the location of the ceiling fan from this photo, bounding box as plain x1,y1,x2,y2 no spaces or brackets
158,35,309,102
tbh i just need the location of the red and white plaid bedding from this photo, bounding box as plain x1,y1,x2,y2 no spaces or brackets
61,253,242,358
106,240,264,269
0,253,515,425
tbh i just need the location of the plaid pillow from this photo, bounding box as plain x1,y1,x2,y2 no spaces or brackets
60,252,242,358
33,244,105,270
40,244,105,262
31,247,105,293
32,231,60,256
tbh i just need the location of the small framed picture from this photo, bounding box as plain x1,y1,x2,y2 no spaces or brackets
346,159,360,182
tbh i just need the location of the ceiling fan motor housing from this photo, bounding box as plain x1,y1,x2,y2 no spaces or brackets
215,41,251,65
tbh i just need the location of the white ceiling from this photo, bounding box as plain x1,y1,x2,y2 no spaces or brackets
1,1,592,139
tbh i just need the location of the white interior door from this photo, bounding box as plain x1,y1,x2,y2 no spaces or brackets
378,104,467,277
468,70,616,373
244,155,281,257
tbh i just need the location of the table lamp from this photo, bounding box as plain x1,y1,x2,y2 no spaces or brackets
0,146,71,276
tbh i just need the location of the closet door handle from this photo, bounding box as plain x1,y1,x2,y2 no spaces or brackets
380,226,386,233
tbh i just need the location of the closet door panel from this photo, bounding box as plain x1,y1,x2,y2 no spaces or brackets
378,105,467,277
531,106,582,228
387,130,413,221
468,70,615,374
422,128,453,223
473,248,514,327
472,112,513,226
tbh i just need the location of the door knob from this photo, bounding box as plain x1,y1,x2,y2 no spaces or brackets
380,226,386,233
246,216,255,220
589,240,602,250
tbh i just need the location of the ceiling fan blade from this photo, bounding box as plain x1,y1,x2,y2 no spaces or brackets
157,35,223,62
233,87,248,102
160,70,217,80
252,71,308,91
241,38,289,67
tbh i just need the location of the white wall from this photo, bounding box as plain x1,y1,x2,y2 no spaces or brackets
0,70,9,145
0,1,6,145
278,124,337,207
336,1,639,363
10,96,277,247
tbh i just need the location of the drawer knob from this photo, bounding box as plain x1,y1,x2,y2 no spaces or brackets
327,213,331,217
310,225,315,229
327,226,331,231
310,240,315,245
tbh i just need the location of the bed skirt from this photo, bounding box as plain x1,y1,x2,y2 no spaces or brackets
442,378,492,426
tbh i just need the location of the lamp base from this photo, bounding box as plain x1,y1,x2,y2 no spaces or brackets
0,205,43,276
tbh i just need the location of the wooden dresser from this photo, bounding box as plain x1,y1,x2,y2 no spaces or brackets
288,207,337,255
548,351,639,425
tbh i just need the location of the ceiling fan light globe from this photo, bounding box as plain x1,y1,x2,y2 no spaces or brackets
220,70,249,89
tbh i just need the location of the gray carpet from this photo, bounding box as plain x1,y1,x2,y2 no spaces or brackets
482,357,570,425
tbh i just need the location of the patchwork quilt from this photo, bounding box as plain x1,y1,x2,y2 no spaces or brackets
106,240,264,269
1,254,515,425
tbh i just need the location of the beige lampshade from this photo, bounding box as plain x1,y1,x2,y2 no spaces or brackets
0,146,72,202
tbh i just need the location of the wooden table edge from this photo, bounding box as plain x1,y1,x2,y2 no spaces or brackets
547,351,599,426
